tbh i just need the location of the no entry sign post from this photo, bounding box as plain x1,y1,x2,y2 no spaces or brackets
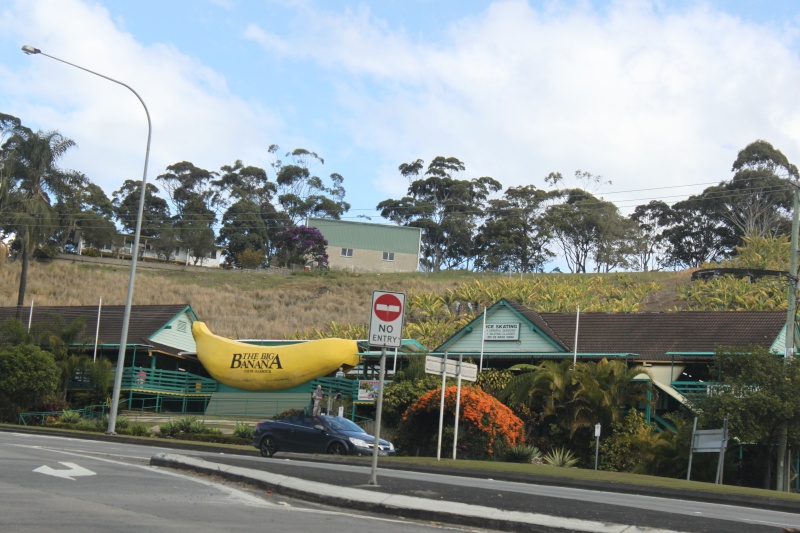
368,291,406,486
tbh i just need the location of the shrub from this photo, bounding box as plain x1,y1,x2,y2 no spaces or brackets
115,416,130,430
76,420,99,432
129,423,151,437
0,344,60,423
504,444,542,464
177,416,207,434
274,408,305,420
543,447,579,468
396,385,524,460
233,421,254,439
59,410,82,425
161,433,249,445
159,420,181,437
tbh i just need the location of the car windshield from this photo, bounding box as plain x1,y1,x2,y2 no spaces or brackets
322,416,366,433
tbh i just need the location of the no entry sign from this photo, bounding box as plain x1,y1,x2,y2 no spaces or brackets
369,290,406,348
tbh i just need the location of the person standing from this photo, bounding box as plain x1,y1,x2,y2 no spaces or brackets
312,385,324,415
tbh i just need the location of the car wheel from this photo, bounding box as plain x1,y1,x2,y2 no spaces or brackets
328,441,347,456
260,436,277,458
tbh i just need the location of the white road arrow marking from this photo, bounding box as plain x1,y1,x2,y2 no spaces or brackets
34,462,96,480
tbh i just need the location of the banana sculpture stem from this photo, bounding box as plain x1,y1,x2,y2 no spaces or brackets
192,321,360,391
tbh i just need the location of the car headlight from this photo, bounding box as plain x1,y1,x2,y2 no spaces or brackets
348,437,369,448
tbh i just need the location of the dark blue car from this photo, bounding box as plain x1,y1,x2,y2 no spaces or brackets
253,414,396,458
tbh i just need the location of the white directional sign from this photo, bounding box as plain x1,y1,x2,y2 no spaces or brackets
368,291,406,348
34,462,96,480
424,355,477,382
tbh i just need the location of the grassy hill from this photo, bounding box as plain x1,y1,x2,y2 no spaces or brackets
0,257,701,347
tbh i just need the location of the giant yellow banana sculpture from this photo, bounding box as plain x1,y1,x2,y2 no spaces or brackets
192,321,360,391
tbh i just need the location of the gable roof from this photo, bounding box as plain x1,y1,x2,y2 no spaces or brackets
435,299,789,361
0,304,196,348
537,310,787,360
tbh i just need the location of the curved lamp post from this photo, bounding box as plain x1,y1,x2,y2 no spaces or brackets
22,45,151,434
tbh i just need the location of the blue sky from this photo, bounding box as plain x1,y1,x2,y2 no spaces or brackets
2,0,800,223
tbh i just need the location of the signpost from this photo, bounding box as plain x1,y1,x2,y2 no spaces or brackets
687,415,728,483
424,354,477,460
367,291,406,486
369,292,405,348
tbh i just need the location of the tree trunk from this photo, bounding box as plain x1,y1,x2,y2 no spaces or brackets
15,239,30,319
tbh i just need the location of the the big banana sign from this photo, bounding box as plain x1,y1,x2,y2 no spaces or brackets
192,322,359,391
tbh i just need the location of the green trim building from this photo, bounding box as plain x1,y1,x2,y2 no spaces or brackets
307,217,421,273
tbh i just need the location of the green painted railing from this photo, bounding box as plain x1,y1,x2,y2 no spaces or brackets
671,381,723,401
652,413,676,433
18,404,108,426
120,367,217,395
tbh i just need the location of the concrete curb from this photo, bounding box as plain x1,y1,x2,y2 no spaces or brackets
150,452,687,533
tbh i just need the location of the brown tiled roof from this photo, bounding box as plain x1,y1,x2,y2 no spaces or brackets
537,309,786,361
0,304,194,348
436,299,788,363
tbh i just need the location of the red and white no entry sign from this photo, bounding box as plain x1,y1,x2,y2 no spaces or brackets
369,290,406,348
374,293,403,322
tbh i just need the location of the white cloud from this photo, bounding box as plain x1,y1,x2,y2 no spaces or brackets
246,0,800,211
3,0,800,223
1,0,280,206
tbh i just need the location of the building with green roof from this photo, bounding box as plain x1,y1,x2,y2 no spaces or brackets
307,217,422,273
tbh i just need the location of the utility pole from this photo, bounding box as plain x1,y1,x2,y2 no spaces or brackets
778,183,799,492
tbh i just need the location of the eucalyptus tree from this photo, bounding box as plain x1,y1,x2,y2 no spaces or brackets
543,188,621,273
155,161,219,263
112,179,170,237
269,145,350,224
661,194,736,268
217,199,271,267
629,200,672,271
541,170,630,273
2,128,76,308
474,184,554,273
377,156,501,271
215,159,289,267
48,170,89,251
719,139,796,239
71,182,118,252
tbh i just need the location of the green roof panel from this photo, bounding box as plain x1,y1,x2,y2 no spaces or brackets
307,217,421,254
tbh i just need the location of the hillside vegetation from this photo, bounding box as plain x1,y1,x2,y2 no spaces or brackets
0,236,790,348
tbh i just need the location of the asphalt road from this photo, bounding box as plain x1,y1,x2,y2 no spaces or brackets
2,427,799,533
0,431,501,533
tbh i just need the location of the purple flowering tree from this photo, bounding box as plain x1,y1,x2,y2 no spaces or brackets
272,225,329,268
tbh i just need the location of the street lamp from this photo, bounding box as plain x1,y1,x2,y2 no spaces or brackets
22,45,151,434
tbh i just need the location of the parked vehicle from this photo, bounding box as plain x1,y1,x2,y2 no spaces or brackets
252,414,395,457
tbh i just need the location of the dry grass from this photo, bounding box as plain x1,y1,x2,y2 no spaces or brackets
0,258,690,341
0,259,471,339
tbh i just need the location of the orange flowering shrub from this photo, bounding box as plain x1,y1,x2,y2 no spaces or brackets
396,385,524,459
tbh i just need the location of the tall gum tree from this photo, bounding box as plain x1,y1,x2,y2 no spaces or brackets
474,184,554,273
377,156,501,272
269,145,350,224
